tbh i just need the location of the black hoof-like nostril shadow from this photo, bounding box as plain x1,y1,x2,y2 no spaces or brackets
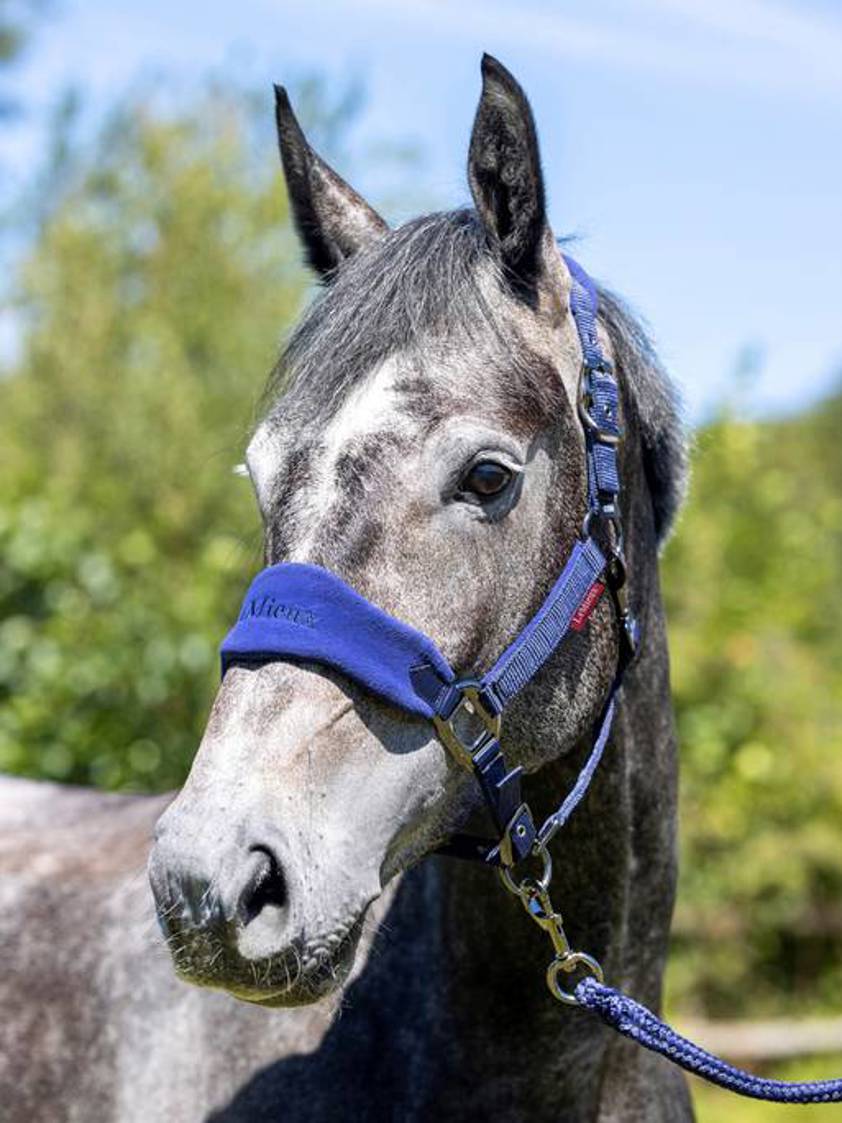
239,845,288,926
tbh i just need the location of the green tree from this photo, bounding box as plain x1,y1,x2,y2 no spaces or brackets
0,84,312,788
0,76,419,791
664,392,842,1017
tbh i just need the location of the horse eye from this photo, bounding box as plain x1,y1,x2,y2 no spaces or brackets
460,460,513,499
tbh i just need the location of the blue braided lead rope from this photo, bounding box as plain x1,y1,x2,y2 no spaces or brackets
576,978,842,1103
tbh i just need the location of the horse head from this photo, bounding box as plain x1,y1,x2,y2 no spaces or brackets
148,55,684,1006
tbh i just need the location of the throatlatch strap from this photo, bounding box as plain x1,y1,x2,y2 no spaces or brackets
537,684,618,848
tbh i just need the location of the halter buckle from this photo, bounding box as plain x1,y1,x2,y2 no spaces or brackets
604,551,639,660
578,363,622,447
433,681,501,771
581,507,622,542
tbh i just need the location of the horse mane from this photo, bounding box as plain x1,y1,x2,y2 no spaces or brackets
597,286,688,544
269,208,687,545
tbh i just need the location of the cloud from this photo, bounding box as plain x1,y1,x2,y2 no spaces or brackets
644,0,842,58
322,0,842,100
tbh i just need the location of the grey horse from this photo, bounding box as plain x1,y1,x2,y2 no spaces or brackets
1,56,693,1121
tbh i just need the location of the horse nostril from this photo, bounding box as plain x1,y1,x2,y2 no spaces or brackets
239,845,288,926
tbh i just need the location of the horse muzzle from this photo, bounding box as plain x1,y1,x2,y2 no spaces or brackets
148,799,370,1004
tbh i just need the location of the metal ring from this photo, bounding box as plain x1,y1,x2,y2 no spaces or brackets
499,845,552,898
581,508,623,544
546,952,605,1005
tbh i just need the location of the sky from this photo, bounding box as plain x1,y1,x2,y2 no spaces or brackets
3,0,842,421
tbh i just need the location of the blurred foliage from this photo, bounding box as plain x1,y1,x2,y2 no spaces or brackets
0,76,421,790
2,75,842,1032
663,397,842,1018
0,0,50,116
0,83,308,788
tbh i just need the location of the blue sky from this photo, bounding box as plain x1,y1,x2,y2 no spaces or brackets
3,0,842,420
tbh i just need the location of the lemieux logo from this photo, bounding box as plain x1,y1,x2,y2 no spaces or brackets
241,595,316,629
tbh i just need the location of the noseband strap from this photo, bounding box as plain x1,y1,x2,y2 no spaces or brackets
220,562,455,719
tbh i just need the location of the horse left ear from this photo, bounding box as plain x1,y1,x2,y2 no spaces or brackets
468,55,555,297
274,85,389,279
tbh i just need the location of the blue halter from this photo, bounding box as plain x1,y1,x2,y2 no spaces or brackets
219,256,842,1105
221,253,634,868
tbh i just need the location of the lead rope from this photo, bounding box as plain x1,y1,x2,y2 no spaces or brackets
435,257,842,1105
575,978,842,1104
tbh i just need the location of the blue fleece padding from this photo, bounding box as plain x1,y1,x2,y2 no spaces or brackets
220,563,455,718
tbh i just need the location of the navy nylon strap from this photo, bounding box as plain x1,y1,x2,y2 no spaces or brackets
564,255,602,368
538,684,618,848
478,538,606,714
564,251,622,519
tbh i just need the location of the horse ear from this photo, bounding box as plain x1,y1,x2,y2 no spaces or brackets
468,55,551,295
274,85,389,278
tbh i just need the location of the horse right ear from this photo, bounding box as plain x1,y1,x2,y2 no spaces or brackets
467,55,553,298
274,86,389,279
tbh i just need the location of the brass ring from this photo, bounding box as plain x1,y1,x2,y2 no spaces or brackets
546,952,604,1005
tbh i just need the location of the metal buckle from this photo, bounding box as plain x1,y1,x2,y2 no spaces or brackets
500,844,553,897
433,681,501,771
577,363,622,447
581,507,622,542
604,551,639,660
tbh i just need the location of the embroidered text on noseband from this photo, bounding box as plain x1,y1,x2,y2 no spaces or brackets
242,597,316,629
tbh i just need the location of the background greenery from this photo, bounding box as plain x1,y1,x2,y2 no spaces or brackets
2,72,841,1122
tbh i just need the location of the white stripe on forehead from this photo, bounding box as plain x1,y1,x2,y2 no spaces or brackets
247,356,406,549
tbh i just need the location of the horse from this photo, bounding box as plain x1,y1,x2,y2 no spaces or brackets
1,55,694,1121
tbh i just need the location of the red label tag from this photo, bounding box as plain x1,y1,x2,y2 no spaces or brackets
571,581,605,632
